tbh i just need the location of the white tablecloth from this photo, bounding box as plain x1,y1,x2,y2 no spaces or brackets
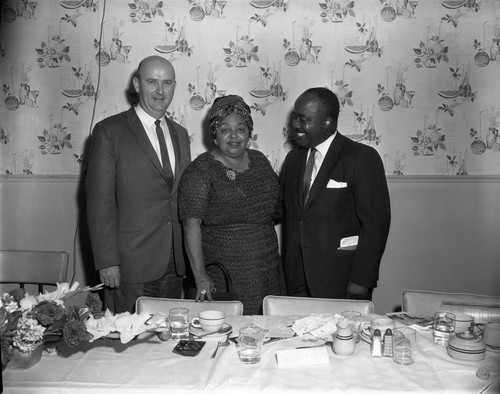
3,315,500,394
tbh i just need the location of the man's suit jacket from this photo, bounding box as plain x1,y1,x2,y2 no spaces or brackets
85,107,191,283
277,132,391,298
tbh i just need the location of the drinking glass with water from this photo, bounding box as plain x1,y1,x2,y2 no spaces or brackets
169,307,190,341
433,312,455,345
237,326,263,364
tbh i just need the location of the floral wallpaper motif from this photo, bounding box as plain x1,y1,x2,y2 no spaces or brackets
0,0,499,176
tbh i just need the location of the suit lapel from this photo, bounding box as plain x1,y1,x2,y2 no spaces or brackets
165,117,180,180
127,108,170,184
296,148,308,207
305,133,344,206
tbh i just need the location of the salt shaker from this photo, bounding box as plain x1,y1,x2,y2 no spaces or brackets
382,328,394,357
371,328,382,357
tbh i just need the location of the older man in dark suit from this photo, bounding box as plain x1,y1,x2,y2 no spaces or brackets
85,56,191,313
276,87,391,300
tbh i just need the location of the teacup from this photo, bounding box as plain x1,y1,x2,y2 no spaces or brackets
191,310,225,333
449,312,474,334
483,321,500,348
360,317,395,342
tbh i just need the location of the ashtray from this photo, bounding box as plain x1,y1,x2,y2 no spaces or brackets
172,340,206,357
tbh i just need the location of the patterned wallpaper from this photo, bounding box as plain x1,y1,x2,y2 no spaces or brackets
0,0,499,176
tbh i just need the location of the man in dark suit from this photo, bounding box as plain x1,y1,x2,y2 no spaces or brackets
276,87,390,300
85,56,191,313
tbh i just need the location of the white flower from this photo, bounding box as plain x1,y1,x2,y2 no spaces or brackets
114,312,150,344
85,310,115,341
85,310,155,344
36,282,80,303
13,316,45,352
19,294,37,311
1,293,19,313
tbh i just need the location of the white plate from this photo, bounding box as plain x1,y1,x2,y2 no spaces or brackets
189,323,232,339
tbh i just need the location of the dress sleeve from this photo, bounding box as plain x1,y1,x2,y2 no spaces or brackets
178,158,211,221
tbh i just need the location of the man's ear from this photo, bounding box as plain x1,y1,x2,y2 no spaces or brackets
132,76,139,94
324,116,333,128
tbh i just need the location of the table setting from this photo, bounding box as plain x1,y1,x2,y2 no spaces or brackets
2,289,500,393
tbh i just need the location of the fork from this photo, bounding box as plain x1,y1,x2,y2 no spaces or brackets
210,339,230,359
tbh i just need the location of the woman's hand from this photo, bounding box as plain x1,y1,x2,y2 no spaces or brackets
183,218,216,301
194,272,215,302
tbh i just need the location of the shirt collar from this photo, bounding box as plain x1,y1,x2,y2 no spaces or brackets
314,130,337,157
135,104,164,128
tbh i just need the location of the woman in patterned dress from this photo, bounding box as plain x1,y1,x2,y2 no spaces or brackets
178,95,285,315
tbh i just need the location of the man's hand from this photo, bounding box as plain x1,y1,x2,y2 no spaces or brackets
99,266,120,288
347,281,369,299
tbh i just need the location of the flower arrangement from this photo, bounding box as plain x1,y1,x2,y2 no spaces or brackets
0,282,103,369
0,282,168,370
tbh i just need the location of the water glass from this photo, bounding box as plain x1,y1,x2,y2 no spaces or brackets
393,327,416,365
169,307,190,341
237,326,263,364
341,310,362,343
433,312,455,345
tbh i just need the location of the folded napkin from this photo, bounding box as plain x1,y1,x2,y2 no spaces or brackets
276,346,330,368
292,314,341,340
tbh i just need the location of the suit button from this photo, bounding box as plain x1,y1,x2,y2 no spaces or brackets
300,220,304,225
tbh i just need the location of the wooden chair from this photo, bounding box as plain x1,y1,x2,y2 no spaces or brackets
262,295,374,316
135,296,244,317
0,250,69,293
402,290,500,323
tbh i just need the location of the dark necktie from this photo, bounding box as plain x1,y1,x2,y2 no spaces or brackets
155,119,174,180
303,148,317,203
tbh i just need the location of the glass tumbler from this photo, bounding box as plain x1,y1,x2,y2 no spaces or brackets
393,327,417,365
169,307,190,341
237,326,263,364
433,312,455,345
341,310,362,343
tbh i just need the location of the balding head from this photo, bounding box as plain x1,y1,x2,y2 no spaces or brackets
133,56,177,119
136,56,175,81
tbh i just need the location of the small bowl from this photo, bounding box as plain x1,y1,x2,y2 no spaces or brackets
447,331,486,361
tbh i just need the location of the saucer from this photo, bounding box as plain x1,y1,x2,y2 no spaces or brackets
189,323,232,339
486,344,500,352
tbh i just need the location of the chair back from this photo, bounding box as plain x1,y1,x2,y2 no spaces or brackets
135,296,244,317
402,290,500,323
0,250,69,293
262,295,374,316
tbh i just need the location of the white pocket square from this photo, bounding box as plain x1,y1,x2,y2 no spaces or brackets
327,179,347,188
338,235,358,250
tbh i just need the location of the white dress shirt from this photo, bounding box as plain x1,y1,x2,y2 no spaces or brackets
135,105,176,174
307,131,337,187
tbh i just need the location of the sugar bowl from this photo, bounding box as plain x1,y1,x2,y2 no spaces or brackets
447,330,486,362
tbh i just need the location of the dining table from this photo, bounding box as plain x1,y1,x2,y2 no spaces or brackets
3,314,500,393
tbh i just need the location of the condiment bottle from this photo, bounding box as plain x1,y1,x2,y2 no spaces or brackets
382,328,394,357
371,328,382,357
